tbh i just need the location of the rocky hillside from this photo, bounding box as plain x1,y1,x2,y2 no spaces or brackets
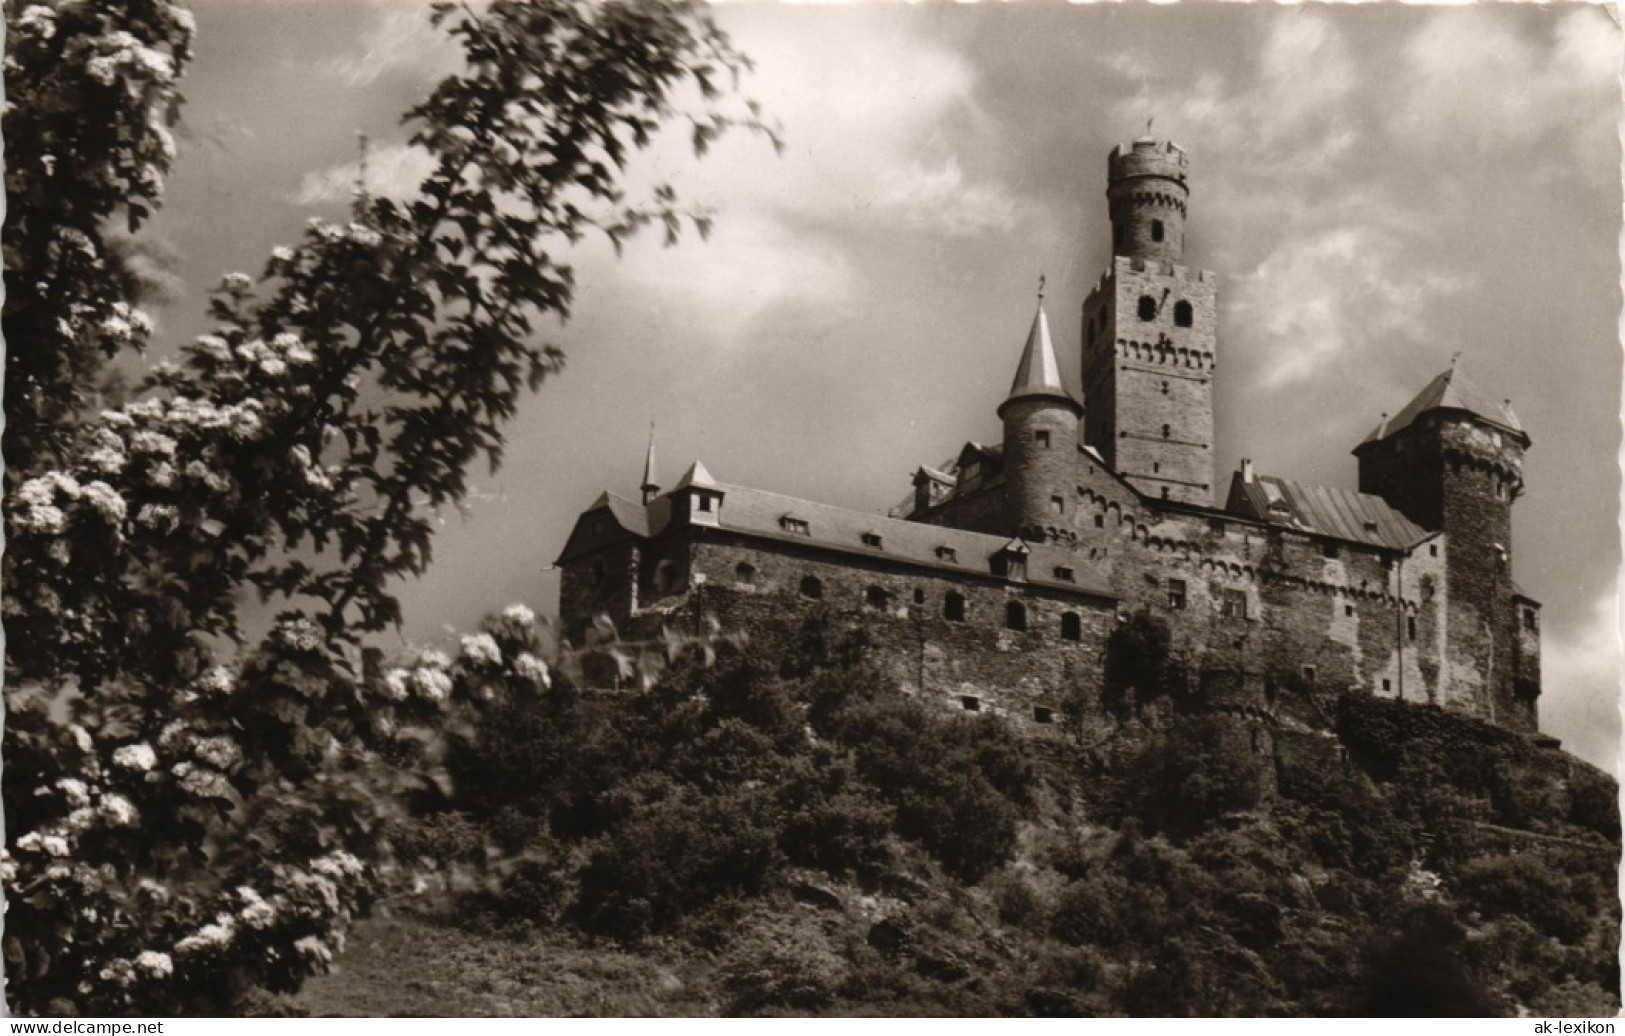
298,613,1619,1017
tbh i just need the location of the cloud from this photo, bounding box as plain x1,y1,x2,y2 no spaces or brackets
874,157,1023,238
1541,591,1622,775
293,142,436,206
324,1,464,87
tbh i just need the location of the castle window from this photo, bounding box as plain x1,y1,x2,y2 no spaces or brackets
960,695,981,713
1322,542,1340,559
1344,604,1354,617
1523,608,1538,632
1034,706,1054,724
1138,295,1156,321
1053,565,1075,582
1408,615,1417,641
1161,487,1170,500
944,592,966,622
913,588,926,605
1162,424,1170,438
735,562,756,585
1429,544,1438,557
1094,514,1105,529
865,585,890,610
799,575,823,600
1153,462,1161,474
1050,495,1064,515
1302,664,1317,685
1209,518,1225,534
1161,381,1169,395
1151,219,1165,242
861,532,883,549
654,560,678,593
1061,612,1082,641
781,515,810,535
1383,679,1392,693
936,545,958,563
697,494,713,513
1035,430,1051,448
1166,578,1187,610
1174,300,1193,328
1222,590,1248,619
1005,601,1028,632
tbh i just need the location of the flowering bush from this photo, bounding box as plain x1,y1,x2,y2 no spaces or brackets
3,0,773,1015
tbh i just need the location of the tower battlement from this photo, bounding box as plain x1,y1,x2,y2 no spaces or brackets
1108,138,1188,185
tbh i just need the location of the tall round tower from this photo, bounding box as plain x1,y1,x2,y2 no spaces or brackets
1000,289,1083,541
1107,138,1189,263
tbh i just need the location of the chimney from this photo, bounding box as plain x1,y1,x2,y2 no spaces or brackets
1240,458,1255,484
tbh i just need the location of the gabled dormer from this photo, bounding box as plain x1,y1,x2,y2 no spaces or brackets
672,459,724,528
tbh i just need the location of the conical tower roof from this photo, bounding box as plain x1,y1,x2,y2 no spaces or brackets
640,424,659,500
1361,363,1527,445
998,292,1081,418
672,459,719,491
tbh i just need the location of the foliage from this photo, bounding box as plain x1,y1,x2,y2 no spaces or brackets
2,0,773,1015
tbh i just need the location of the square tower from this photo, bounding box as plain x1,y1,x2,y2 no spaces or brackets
1080,139,1218,506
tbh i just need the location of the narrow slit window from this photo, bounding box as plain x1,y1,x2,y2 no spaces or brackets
1151,219,1164,242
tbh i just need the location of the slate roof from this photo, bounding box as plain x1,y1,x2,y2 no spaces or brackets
1362,366,1527,445
1000,301,1081,416
1228,473,1431,550
563,477,1116,599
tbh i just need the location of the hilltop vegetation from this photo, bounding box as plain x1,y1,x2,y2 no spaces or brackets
296,612,1618,1018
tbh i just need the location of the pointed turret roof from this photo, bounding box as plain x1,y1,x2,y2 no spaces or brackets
998,291,1081,418
640,424,660,500
1361,363,1527,445
673,459,719,491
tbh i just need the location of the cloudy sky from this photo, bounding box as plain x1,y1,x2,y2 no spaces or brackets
141,1,1621,771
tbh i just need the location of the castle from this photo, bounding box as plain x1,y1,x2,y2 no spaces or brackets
556,138,1543,739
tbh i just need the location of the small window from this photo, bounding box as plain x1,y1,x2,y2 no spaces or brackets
1061,612,1082,641
1209,518,1225,534
1523,608,1538,632
1161,380,1169,395
697,495,713,513
1429,544,1438,557
1222,590,1247,619
735,562,756,585
865,585,890,610
1166,578,1187,610
1344,604,1354,617
1162,424,1170,438
861,532,883,549
799,575,823,600
1138,295,1156,321
1302,665,1317,685
1323,542,1339,559
781,516,809,535
1161,487,1170,500
654,560,678,593
936,545,958,563
944,592,966,622
913,588,926,605
1050,495,1064,515
1382,679,1392,693
1033,706,1054,724
1053,565,1075,582
960,695,981,713
1173,300,1193,328
1005,601,1027,632
1093,514,1105,529
1151,219,1164,242
1408,615,1417,641
1035,430,1051,448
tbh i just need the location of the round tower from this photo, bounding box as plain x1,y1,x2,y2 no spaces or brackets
999,290,1083,541
1108,138,1189,263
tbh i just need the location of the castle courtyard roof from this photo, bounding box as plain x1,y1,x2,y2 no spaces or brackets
563,479,1115,600
1229,473,1431,550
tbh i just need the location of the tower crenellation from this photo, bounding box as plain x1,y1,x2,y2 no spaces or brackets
1108,138,1189,263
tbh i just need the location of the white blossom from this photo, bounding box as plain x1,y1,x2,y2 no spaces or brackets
135,951,173,979
411,667,453,703
71,725,94,753
136,503,180,533
130,430,178,456
192,736,242,772
294,936,332,965
311,850,364,879
460,633,502,667
17,6,56,39
259,358,287,377
195,334,233,362
113,742,157,772
417,649,451,671
275,617,324,653
221,272,253,293
80,481,128,523
99,794,139,827
381,669,411,702
197,666,235,697
175,917,237,955
502,603,537,627
514,653,551,688
16,832,72,858
56,779,91,807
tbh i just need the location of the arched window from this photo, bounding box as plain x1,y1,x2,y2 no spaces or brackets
1061,612,1081,641
865,585,890,610
800,575,823,600
1005,601,1027,632
1151,219,1165,242
1138,295,1156,321
1174,300,1193,327
735,562,756,585
944,592,966,622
